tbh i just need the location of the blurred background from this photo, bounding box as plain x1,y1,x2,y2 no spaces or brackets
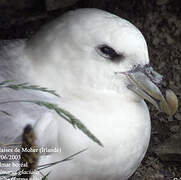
0,0,180,179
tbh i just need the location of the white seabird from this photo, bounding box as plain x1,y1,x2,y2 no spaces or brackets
0,8,178,180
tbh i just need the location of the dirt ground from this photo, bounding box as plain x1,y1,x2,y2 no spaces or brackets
0,0,180,179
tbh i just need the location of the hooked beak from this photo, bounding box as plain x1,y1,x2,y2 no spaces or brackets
122,65,178,116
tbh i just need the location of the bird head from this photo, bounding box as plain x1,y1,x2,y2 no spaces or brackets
25,8,178,115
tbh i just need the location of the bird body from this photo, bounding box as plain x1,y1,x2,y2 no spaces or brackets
0,8,178,180
47,91,151,180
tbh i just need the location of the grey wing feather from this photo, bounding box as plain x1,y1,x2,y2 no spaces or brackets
0,40,57,144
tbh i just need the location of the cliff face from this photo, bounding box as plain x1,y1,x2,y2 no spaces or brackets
0,0,180,178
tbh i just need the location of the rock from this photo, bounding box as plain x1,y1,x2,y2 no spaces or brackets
0,0,32,14
0,0,30,9
156,0,169,5
155,132,181,162
46,0,79,11
0,0,45,15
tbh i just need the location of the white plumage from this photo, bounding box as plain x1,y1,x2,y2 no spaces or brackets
0,8,177,180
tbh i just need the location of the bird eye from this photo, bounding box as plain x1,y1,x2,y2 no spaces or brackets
97,45,123,62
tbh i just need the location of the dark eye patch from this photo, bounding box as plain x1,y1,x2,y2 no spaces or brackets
97,44,124,62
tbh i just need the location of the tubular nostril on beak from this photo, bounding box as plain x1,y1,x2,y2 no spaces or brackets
124,64,178,115
144,67,163,84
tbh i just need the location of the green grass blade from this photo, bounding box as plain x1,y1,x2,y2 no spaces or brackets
6,83,60,97
0,110,11,116
0,100,103,146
